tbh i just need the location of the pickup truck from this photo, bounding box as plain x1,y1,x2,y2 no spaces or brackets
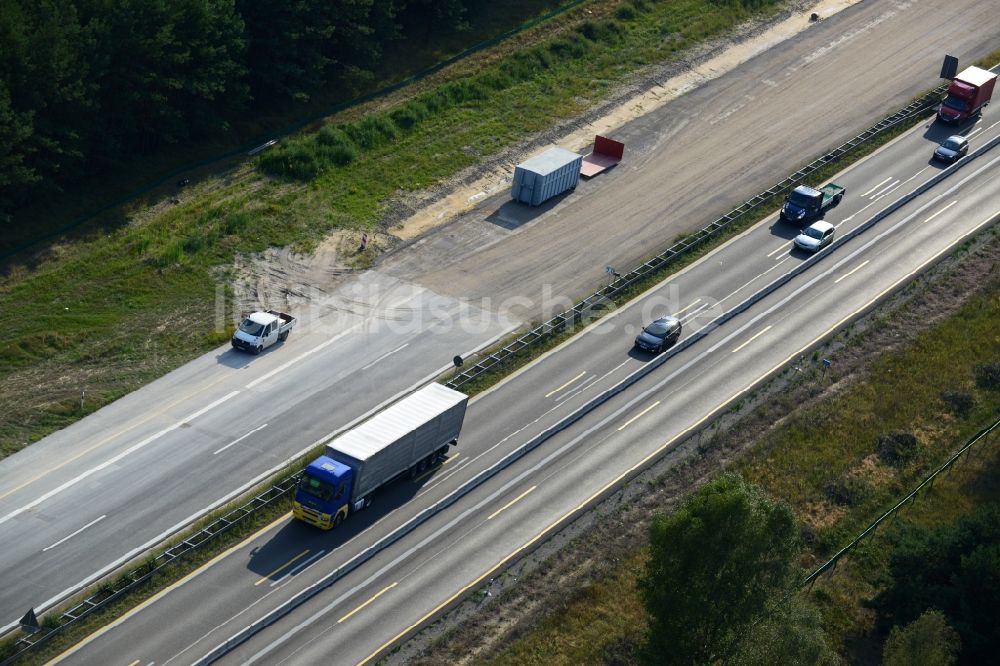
231,310,295,354
779,183,845,226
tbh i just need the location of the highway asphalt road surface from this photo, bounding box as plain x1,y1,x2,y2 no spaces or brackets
1,0,996,632
53,105,1000,665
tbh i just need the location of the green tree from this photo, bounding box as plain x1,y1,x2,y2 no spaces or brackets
0,0,92,215
639,474,800,665
874,503,1000,665
731,596,839,666
80,0,247,155
882,609,961,666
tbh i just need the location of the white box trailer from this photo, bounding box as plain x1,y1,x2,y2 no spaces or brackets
324,383,468,503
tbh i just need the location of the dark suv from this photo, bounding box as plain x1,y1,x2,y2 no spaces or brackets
933,135,969,163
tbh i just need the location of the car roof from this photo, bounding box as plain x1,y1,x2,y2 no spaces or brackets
806,220,834,232
944,134,967,144
653,315,680,325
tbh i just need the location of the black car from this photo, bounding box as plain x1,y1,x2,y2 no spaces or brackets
634,316,682,353
933,135,969,163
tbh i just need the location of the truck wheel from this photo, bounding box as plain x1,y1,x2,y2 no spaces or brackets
834,193,843,205
279,331,288,342
332,512,344,528
253,345,263,355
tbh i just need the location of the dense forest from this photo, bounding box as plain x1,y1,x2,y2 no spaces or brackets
0,0,477,222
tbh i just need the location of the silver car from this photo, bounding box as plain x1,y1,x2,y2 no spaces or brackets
793,220,835,253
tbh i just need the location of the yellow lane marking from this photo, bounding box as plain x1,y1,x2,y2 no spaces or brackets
355,206,1000,666
46,513,291,665
618,401,661,431
544,371,586,398
834,259,870,284
127,661,140,666
487,486,537,520
731,325,772,353
861,176,893,197
413,452,460,483
766,240,793,258
921,200,957,225
413,463,442,483
674,299,703,315
254,549,310,586
338,582,398,624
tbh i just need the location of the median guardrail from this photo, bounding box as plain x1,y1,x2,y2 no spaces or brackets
4,79,978,665
444,85,949,391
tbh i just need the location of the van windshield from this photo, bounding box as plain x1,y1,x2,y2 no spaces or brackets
942,95,969,111
239,320,265,336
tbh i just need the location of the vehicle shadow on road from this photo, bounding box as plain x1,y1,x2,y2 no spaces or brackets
627,343,678,362
244,469,437,582
485,193,571,231
767,221,801,240
215,343,287,368
922,117,975,143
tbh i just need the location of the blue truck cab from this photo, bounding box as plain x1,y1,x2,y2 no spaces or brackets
293,456,353,529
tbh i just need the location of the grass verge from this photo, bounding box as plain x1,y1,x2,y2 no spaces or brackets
0,0,790,456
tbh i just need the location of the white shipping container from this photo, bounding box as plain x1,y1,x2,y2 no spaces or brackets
511,147,582,206
324,384,468,501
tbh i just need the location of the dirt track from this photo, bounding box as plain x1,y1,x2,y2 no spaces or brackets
373,0,998,322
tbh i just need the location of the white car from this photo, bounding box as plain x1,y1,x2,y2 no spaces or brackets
793,220,835,253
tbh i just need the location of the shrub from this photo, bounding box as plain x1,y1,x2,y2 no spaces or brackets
548,34,589,59
390,103,427,130
344,114,398,149
578,19,624,44
875,432,918,465
824,473,872,506
974,362,1000,389
939,390,975,417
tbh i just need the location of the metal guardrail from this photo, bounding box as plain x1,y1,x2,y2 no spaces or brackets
1,83,958,665
803,416,1000,588
1,475,300,665
445,85,949,390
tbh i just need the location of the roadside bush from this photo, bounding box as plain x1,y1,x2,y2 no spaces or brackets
548,34,589,59
939,390,975,417
578,19,624,44
390,103,427,130
974,362,1000,389
615,4,639,20
259,141,321,180
344,114,398,149
875,432,918,465
824,473,872,506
